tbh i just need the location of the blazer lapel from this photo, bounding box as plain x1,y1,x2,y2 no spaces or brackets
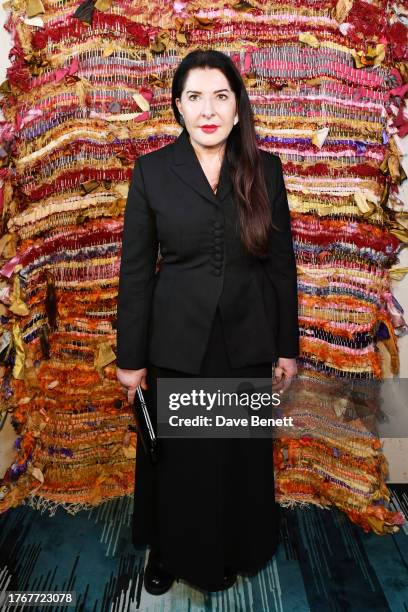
170,127,233,206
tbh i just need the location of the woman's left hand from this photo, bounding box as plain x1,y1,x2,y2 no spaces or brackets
272,357,297,394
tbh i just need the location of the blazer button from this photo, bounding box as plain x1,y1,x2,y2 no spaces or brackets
213,245,222,253
214,253,223,261
213,260,223,268
213,237,222,245
213,221,222,228
213,229,223,237
213,269,222,276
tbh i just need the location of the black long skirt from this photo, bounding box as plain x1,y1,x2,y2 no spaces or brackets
132,306,280,592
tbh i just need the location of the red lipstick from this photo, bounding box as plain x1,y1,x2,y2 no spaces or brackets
200,125,219,133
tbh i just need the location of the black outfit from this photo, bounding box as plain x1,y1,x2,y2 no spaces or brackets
116,128,299,591
116,127,299,375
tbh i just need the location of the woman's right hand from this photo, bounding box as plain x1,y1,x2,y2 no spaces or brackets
116,366,149,405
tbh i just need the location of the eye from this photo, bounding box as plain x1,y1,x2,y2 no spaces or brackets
188,94,198,101
218,94,228,100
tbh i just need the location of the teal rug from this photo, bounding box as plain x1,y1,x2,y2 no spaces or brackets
0,485,407,611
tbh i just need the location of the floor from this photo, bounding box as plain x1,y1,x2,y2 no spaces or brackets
0,486,407,611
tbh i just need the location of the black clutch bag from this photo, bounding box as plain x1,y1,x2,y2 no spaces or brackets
132,385,159,465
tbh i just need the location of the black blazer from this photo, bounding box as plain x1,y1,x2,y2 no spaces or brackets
116,127,299,375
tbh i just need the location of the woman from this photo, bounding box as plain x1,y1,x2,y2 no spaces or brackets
116,49,299,594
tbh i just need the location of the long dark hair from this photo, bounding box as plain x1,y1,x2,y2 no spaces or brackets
171,49,274,259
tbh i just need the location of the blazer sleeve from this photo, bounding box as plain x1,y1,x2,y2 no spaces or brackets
116,158,159,369
264,155,299,359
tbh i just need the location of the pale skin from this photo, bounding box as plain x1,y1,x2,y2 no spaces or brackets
117,67,297,404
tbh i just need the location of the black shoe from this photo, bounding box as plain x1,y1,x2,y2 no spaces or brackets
238,557,269,578
143,548,176,596
223,567,237,589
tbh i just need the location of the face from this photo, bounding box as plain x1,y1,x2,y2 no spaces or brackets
175,67,238,150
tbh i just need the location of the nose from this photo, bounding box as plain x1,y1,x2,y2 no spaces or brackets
201,97,216,117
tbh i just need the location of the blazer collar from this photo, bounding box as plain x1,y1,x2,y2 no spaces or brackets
170,127,233,206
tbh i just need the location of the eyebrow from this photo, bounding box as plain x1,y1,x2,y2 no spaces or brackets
186,89,230,94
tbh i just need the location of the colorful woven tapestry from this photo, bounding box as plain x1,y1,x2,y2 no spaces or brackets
0,0,407,535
